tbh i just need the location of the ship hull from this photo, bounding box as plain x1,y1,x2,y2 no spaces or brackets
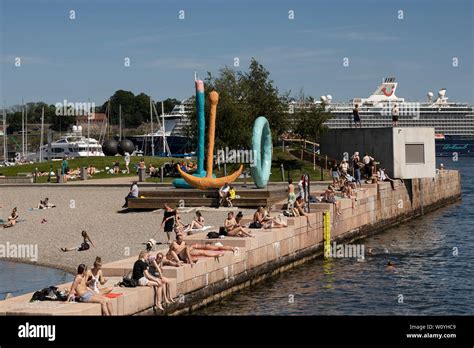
436,137,474,157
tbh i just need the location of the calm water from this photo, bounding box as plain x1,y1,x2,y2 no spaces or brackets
194,158,474,315
0,261,73,299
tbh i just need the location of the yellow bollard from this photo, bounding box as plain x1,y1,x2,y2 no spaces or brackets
323,211,331,259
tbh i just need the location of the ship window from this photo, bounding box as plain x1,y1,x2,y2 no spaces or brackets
405,144,425,164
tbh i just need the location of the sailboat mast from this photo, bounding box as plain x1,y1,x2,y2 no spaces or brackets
39,106,44,162
21,101,24,158
150,96,154,157
161,101,165,156
3,107,7,162
119,104,122,141
25,104,28,158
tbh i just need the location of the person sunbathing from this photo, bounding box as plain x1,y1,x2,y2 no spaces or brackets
147,252,175,303
188,242,239,254
184,211,205,233
38,197,56,209
67,264,113,316
321,185,342,216
3,207,19,228
166,233,195,264
224,212,254,237
61,230,95,252
292,197,313,226
86,257,112,295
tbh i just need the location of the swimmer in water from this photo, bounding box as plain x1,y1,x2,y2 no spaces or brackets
386,261,396,270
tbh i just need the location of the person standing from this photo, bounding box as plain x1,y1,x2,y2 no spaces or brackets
297,175,305,201
61,156,69,183
391,103,399,127
362,153,374,179
351,152,362,188
161,204,176,244
353,104,361,128
287,179,296,209
124,152,131,174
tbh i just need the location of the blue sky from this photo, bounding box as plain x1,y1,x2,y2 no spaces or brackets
1,0,473,106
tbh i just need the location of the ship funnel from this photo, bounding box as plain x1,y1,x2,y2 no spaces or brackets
438,89,446,97
427,92,434,102
326,95,332,103
72,125,78,132
77,125,83,133
320,95,327,103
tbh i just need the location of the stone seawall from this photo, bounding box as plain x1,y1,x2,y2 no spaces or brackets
0,170,461,316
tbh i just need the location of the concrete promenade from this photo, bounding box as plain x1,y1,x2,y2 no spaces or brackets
0,170,461,315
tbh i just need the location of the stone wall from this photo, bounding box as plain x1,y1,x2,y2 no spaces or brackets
0,170,461,316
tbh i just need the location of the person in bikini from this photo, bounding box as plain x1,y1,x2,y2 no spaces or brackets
67,264,113,316
253,207,287,229
224,212,254,238
321,185,343,215
287,179,296,209
3,207,19,228
292,197,313,227
86,257,112,295
61,230,95,252
183,211,205,234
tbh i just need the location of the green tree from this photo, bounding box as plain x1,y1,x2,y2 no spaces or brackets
185,58,288,149
241,58,289,141
292,95,332,143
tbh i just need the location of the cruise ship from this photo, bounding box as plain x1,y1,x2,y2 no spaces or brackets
290,78,474,156
38,126,104,160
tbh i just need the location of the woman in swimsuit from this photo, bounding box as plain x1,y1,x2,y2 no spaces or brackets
224,212,254,238
87,257,112,295
67,264,113,316
61,230,95,252
148,253,175,303
184,211,205,232
3,207,19,228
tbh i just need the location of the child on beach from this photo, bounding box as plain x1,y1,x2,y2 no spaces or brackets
61,230,95,252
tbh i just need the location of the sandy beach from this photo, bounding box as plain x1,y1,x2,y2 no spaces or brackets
0,185,254,274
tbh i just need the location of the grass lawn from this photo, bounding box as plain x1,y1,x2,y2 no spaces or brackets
1,148,331,183
0,156,182,181
146,148,331,183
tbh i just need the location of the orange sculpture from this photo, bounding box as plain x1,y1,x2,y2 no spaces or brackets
177,91,244,190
